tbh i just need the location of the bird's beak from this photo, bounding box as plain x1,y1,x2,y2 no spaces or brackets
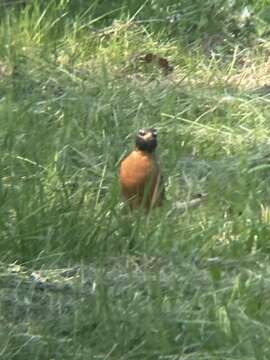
144,132,153,140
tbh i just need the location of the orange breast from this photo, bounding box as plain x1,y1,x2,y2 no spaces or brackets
120,150,162,209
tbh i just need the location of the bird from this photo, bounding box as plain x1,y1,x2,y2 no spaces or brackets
120,128,164,210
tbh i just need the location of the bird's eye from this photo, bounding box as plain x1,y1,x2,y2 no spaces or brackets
151,129,158,137
139,129,146,136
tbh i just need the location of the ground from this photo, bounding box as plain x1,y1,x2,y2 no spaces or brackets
1,1,270,359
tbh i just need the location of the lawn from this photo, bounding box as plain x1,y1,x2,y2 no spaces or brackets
1,0,270,359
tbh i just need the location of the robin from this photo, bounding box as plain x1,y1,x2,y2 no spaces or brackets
120,128,164,210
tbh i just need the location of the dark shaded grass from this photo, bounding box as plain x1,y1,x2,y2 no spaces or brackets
1,256,270,359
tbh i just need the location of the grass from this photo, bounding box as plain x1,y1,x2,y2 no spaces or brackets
2,0,270,358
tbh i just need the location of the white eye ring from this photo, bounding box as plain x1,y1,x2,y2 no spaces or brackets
139,129,146,136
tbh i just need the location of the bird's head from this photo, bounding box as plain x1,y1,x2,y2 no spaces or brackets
135,128,158,153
